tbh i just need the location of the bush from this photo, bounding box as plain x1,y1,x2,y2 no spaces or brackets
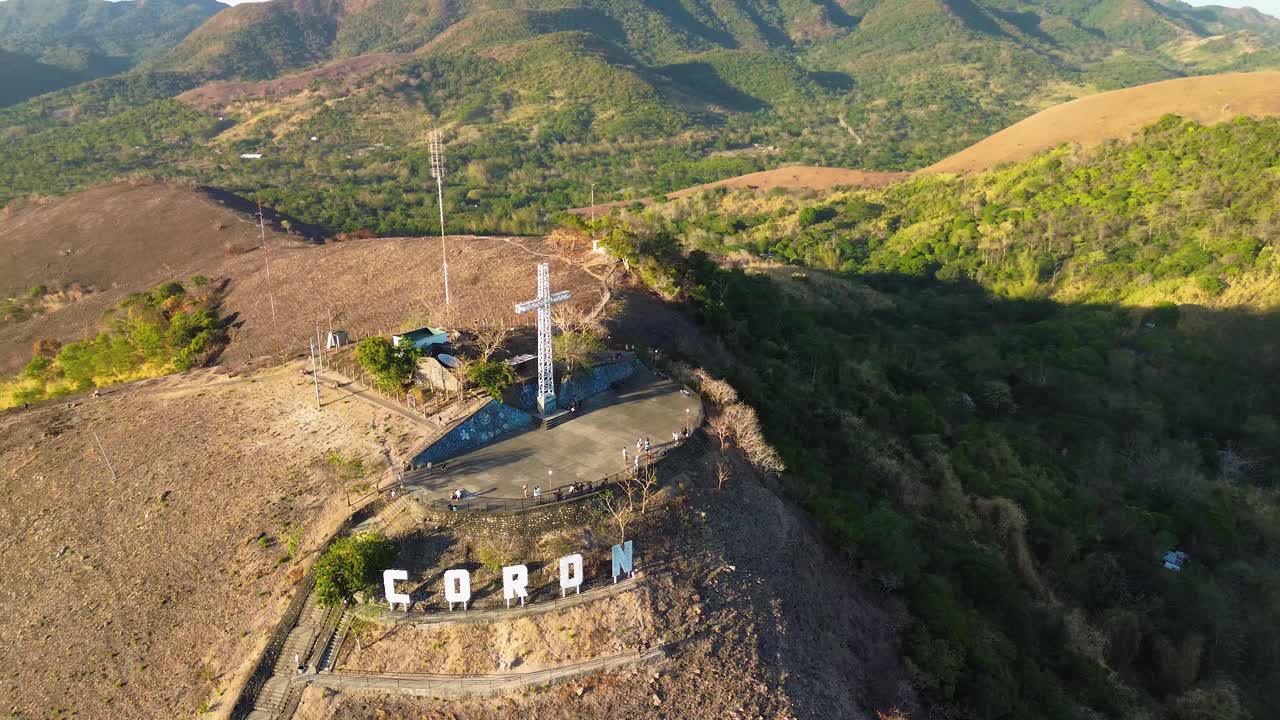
313,532,398,608
553,331,604,374
1196,275,1227,296
355,336,420,392
466,360,517,400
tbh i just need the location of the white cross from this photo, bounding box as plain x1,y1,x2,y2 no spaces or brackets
514,263,571,414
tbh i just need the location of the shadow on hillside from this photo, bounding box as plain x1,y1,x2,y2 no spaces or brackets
604,263,1280,716
197,186,329,243
659,61,768,113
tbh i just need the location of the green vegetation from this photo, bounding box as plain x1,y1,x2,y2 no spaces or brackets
603,117,1280,718
6,1,1280,234
354,336,421,393
466,360,517,401
553,330,605,374
0,0,221,106
619,115,1280,308
1,280,226,408
313,532,398,608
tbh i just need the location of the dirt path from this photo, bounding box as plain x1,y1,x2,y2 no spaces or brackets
295,646,666,698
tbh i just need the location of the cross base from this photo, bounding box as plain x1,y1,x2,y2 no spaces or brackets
537,393,557,415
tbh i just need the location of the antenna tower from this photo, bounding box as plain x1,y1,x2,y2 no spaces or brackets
258,198,281,355
429,129,450,306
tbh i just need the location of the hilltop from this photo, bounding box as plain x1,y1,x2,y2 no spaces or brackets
924,71,1280,174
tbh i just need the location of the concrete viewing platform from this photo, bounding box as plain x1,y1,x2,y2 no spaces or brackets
404,368,702,505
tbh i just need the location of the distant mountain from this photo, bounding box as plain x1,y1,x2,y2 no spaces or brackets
0,0,223,106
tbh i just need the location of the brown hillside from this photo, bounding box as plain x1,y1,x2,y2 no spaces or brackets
571,165,907,216
0,364,423,719
0,182,303,374
923,71,1280,174
0,182,605,375
177,52,414,109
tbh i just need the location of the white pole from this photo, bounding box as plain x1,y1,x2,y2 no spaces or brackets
438,176,449,306
93,430,118,482
309,339,321,410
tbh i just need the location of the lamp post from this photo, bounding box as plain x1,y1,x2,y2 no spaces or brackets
685,408,690,434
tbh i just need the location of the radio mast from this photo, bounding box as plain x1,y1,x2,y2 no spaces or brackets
429,129,450,306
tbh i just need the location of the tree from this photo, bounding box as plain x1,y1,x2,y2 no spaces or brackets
600,489,635,543
355,336,420,392
471,318,513,362
553,330,604,374
466,360,517,401
313,532,398,608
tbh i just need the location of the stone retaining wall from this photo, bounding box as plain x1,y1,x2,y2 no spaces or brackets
412,400,532,466
416,496,602,539
515,356,639,412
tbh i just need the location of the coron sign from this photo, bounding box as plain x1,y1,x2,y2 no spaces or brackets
383,540,635,612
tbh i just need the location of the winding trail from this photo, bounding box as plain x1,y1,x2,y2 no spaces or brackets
293,646,667,698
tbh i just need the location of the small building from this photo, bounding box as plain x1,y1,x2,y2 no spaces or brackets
1163,550,1189,572
326,330,349,350
239,153,264,159
392,326,449,353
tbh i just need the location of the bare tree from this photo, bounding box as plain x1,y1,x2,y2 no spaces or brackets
636,463,659,513
691,368,738,408
552,301,599,336
725,402,785,475
716,459,731,491
471,318,514,362
708,411,733,450
600,489,634,542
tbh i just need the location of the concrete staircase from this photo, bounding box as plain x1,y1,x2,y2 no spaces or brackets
242,594,326,720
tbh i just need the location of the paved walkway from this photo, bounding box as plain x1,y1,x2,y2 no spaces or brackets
294,646,666,698
406,368,702,503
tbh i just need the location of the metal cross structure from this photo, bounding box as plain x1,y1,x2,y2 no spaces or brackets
514,263,571,415
429,128,450,305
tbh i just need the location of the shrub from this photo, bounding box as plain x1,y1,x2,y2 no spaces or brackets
355,336,420,392
1196,275,1227,296
313,532,398,608
466,360,517,400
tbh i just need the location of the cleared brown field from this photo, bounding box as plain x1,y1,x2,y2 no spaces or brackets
0,364,423,719
571,165,908,216
0,180,605,375
922,71,1280,174
213,234,606,370
0,182,299,373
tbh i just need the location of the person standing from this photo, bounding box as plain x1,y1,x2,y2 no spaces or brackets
534,485,543,500
623,447,629,465
523,483,529,499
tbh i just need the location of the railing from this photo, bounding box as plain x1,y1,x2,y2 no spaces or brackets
298,646,666,696
422,440,688,513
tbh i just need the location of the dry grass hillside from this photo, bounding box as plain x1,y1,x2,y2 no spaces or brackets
922,71,1280,174
0,181,606,375
0,181,297,372
572,166,908,216
0,364,423,719
212,234,606,370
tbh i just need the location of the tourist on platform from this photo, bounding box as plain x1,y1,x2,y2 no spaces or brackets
523,483,529,498
622,447,629,464
534,485,543,500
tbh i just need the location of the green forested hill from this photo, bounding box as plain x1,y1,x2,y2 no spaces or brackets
6,0,1280,232
594,115,1280,720
0,0,223,106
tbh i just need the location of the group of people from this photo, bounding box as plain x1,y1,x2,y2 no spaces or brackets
522,480,595,502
